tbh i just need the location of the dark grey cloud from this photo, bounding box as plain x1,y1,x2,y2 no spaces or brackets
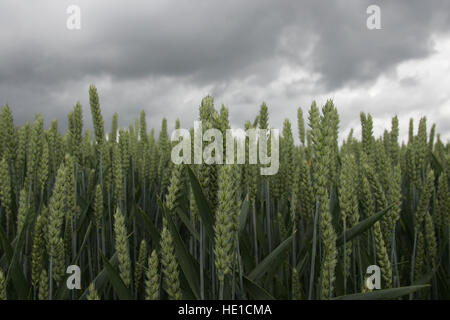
309,0,450,89
0,0,449,141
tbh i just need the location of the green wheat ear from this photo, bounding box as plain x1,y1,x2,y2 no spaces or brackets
415,170,435,233
0,269,6,300
66,154,76,221
165,164,184,212
38,269,49,300
134,240,148,292
112,143,123,207
145,250,160,300
119,128,130,174
114,207,131,288
373,220,393,288
94,184,103,229
16,124,27,184
1,105,17,167
339,154,359,280
414,231,425,281
297,107,305,145
281,118,295,201
297,159,314,221
309,102,337,299
16,188,28,235
415,117,428,171
110,112,118,143
160,218,182,300
390,116,400,164
31,214,46,288
89,84,105,149
214,165,236,283
68,102,83,164
0,157,12,236
87,283,100,300
437,173,449,228
38,138,49,189
53,238,66,282
158,118,173,192
48,164,67,257
258,102,269,130
424,212,438,268
361,161,393,288
25,114,44,189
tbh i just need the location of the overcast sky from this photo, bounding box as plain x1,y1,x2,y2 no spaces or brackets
1,0,449,143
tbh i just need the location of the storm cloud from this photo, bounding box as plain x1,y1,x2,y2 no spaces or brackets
0,0,449,141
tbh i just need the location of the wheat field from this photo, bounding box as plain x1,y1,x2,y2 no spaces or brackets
0,85,448,300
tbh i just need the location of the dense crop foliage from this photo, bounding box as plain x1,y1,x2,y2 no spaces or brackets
0,85,449,300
